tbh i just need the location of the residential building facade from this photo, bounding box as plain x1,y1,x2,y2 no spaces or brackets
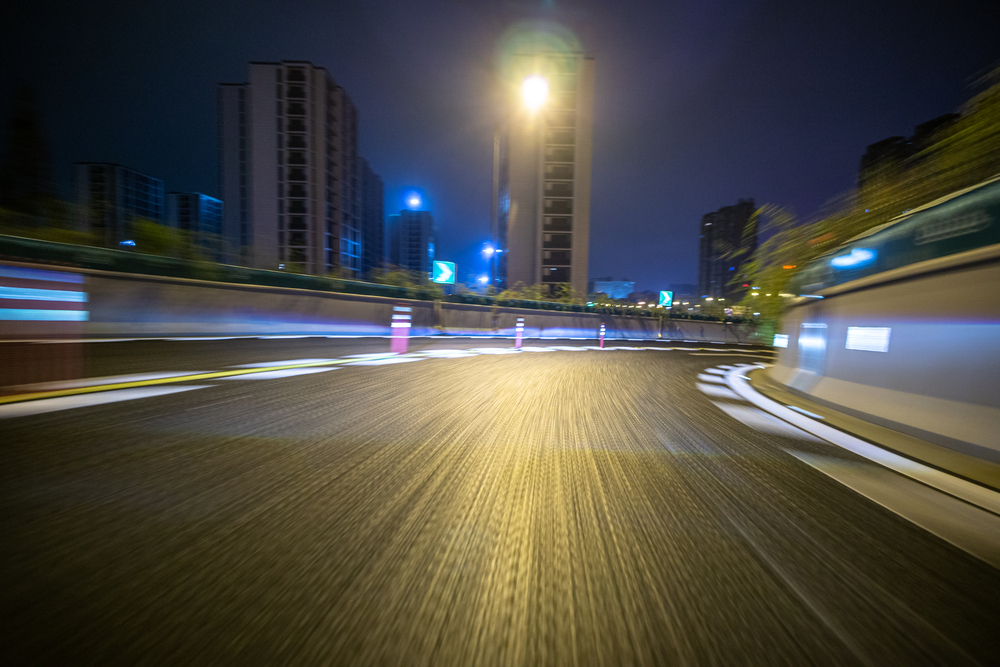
387,210,434,275
74,163,164,246
697,199,757,300
358,158,384,279
589,280,635,300
166,192,224,261
218,61,360,276
492,51,594,297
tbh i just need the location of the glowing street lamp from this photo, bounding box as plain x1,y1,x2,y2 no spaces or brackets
522,75,548,111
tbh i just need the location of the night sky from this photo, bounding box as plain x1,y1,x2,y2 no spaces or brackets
4,0,1000,290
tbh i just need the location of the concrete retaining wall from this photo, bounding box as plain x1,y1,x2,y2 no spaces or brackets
769,248,1000,461
0,262,761,343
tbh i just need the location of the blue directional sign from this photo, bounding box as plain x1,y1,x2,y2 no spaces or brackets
658,290,674,307
431,261,456,285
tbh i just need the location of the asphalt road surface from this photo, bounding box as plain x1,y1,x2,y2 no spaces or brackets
2,337,999,665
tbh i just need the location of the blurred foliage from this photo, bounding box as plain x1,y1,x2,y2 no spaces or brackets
497,281,583,305
371,265,445,299
738,66,1000,328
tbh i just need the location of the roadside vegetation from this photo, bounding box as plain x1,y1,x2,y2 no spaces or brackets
736,66,1000,334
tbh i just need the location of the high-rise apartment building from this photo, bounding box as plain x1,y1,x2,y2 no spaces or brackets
358,158,384,278
492,51,594,296
387,210,434,275
166,192,224,261
219,61,360,276
74,163,164,246
697,199,757,300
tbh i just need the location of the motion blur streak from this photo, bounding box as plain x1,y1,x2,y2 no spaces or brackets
1,339,997,664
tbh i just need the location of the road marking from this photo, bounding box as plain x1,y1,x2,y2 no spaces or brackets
786,405,825,420
0,385,212,418
0,356,396,406
725,365,1000,516
696,373,727,384
221,368,338,380
702,368,728,375
696,383,741,399
230,358,337,368
9,372,208,393
711,403,823,442
789,451,1000,569
344,357,424,366
406,349,479,358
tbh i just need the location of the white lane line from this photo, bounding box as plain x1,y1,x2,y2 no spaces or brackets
344,357,424,366
725,365,1000,517
406,349,479,358
789,451,1000,569
220,368,337,380
696,373,727,384
696,383,741,399
517,346,557,352
703,368,728,375
256,335,312,339
787,405,825,420
9,372,208,392
712,403,823,442
230,358,337,368
466,348,520,355
717,365,736,369
690,352,773,358
546,346,588,351
0,386,212,419
164,337,239,341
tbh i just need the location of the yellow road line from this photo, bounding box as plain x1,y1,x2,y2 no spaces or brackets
0,355,396,406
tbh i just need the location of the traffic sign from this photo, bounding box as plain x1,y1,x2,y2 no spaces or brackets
658,290,674,307
431,261,456,284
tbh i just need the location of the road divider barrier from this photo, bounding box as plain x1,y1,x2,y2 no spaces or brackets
391,303,412,354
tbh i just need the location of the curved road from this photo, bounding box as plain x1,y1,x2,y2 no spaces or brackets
2,338,999,665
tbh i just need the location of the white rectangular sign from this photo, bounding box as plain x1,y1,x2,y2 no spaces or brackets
846,327,891,352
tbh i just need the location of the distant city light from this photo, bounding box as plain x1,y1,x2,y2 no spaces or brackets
522,75,549,111
482,245,495,257
406,193,422,209
782,265,797,269
830,247,876,268
477,275,489,284
119,240,135,246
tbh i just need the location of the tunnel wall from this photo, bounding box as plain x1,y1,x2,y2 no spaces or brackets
768,247,1000,459
0,262,759,343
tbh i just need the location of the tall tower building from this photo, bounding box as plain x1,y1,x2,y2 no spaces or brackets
492,51,594,297
218,61,360,276
697,199,757,300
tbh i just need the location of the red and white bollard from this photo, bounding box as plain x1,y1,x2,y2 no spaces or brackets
391,303,412,354
515,316,524,349
599,322,606,348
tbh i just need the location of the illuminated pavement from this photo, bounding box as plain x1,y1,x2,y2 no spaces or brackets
2,338,999,665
